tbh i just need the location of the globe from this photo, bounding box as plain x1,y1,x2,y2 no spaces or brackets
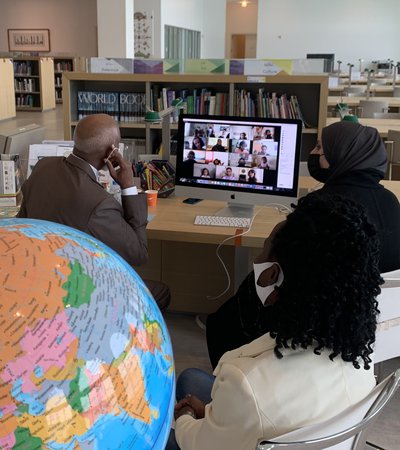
0,219,175,450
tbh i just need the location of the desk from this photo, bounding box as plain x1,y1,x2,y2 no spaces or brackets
136,197,288,313
328,96,400,110
326,117,400,138
329,86,395,97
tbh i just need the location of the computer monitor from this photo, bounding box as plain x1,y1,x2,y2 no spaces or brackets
174,114,302,218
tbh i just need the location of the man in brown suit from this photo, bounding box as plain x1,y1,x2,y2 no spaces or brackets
18,113,170,311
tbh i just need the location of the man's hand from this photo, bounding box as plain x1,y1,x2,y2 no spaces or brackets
105,147,134,189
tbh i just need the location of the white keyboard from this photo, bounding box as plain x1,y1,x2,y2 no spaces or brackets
194,215,251,228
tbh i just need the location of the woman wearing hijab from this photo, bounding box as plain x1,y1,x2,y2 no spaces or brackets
307,121,400,273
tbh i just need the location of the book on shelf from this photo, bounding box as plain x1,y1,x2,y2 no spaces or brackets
54,61,73,72
233,88,310,126
13,61,35,76
119,92,146,122
77,91,119,121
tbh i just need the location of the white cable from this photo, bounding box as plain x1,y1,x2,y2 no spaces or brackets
206,203,293,300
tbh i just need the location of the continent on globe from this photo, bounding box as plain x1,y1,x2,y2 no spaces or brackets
0,219,175,450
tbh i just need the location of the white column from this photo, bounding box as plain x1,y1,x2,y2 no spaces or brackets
97,0,134,58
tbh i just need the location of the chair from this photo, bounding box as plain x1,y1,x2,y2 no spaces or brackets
256,369,400,450
357,100,389,118
374,269,400,381
385,129,400,179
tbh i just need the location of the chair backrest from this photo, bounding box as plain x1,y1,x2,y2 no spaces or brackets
374,269,400,364
357,100,389,118
373,112,400,119
387,129,400,163
256,370,400,450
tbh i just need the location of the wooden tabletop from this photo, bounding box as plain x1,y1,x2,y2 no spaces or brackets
328,96,400,108
145,177,400,248
326,117,400,137
146,196,287,248
329,86,395,94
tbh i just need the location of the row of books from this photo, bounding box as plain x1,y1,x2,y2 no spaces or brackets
233,89,309,126
151,87,229,120
14,78,36,92
54,61,73,72
13,62,37,76
55,75,62,87
16,94,36,107
77,91,146,122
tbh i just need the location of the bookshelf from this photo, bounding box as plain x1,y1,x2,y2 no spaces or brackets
13,57,56,111
62,72,328,159
0,58,16,120
53,56,75,103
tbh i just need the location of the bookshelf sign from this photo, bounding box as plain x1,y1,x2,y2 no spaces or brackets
8,29,50,52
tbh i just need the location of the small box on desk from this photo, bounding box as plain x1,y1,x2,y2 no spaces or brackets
137,159,175,198
134,59,163,74
0,155,22,207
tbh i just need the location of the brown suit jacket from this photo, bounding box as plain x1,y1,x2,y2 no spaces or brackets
18,154,148,267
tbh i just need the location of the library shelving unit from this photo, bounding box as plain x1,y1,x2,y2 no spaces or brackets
13,57,56,111
62,72,328,160
53,56,75,103
0,58,16,120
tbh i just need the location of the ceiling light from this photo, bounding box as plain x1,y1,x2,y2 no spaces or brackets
241,0,248,7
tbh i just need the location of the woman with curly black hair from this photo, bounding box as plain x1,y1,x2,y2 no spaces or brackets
166,192,381,450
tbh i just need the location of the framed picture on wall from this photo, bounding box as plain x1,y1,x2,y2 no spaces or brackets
8,29,51,52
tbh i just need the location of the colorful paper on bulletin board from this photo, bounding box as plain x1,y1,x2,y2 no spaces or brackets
244,59,293,76
134,59,163,74
89,58,134,74
164,59,182,73
184,59,227,74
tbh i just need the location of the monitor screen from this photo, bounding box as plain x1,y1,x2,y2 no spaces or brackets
174,114,302,212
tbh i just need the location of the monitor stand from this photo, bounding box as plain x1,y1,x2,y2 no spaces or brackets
214,202,254,219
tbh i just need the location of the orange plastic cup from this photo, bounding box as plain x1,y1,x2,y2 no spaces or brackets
145,190,158,207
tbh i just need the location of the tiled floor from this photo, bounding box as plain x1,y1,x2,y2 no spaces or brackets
2,105,399,449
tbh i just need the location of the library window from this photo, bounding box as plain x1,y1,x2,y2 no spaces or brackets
165,25,200,59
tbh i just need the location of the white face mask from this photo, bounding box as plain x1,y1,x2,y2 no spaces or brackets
253,261,284,305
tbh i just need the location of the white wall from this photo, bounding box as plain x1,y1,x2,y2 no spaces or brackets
225,3,258,58
160,0,203,58
201,0,226,58
0,0,97,56
97,0,134,58
256,0,400,68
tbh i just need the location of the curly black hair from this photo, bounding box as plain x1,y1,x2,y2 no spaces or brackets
269,191,382,369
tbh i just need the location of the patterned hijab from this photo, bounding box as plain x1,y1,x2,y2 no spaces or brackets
322,121,387,180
